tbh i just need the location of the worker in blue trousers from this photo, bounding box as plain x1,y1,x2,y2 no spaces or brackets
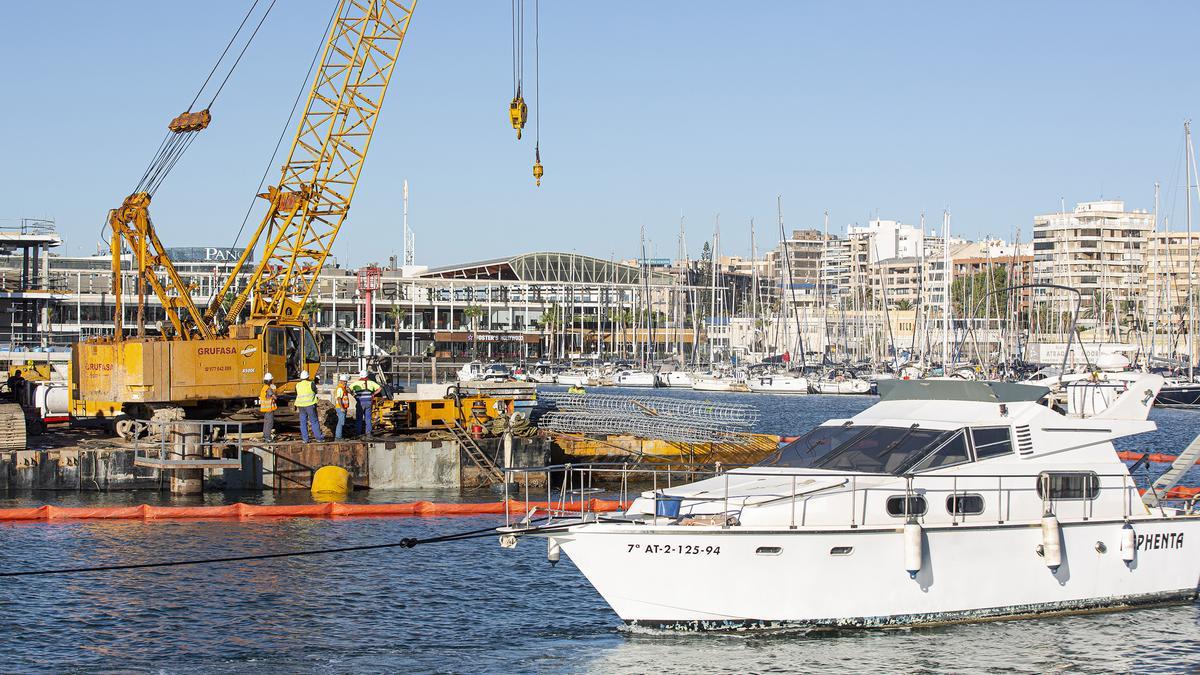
295,369,325,443
350,370,382,439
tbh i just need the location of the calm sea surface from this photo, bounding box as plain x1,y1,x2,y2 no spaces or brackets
1,390,1198,673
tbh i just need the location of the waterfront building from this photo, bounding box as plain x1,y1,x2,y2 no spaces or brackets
1032,199,1154,329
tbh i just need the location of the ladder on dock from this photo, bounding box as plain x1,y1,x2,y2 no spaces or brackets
1142,433,1200,507
442,419,505,486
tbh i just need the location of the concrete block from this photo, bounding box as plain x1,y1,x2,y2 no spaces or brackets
368,440,459,489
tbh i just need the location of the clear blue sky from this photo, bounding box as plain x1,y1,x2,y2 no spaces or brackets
2,1,1199,267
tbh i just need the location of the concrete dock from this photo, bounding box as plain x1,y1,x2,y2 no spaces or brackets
0,432,550,492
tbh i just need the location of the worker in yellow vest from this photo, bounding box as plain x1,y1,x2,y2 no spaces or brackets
259,372,277,442
333,373,353,440
350,370,383,439
295,369,325,443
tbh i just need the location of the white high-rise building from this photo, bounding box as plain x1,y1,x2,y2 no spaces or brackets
848,218,926,263
1032,199,1153,324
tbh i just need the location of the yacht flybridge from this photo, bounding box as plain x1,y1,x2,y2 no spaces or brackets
499,375,1200,629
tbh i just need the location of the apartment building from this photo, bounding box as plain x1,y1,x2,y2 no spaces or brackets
1032,200,1153,323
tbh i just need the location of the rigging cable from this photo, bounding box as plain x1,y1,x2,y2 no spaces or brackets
131,0,278,197
532,0,543,185
509,0,527,138
228,0,342,254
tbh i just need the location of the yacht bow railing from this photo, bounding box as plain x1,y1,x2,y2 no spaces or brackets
501,463,1199,530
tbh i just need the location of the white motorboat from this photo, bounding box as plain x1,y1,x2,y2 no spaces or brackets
809,373,871,394
525,364,560,384
691,376,747,393
456,360,508,382
657,371,695,388
612,369,656,387
555,369,593,387
501,374,1200,629
747,373,809,394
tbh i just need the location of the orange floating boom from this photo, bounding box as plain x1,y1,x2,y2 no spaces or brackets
0,499,631,523
1117,451,1181,464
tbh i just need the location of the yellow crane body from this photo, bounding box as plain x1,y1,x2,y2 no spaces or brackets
73,0,415,433
72,320,320,416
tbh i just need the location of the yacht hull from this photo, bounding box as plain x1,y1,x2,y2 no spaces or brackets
748,377,809,394
1156,383,1200,407
556,518,1200,628
810,379,871,395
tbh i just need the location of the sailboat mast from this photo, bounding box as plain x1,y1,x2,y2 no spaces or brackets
821,210,829,360
942,210,952,371
1187,121,1195,380
1150,182,1160,366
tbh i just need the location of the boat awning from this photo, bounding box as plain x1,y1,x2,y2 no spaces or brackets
877,379,1050,403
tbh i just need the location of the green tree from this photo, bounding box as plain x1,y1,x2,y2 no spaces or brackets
463,305,484,358
951,266,1009,317
540,303,560,359
893,299,914,311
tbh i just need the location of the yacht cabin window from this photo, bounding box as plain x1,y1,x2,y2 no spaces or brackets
947,494,985,515
911,431,971,472
971,427,1013,459
1036,472,1100,500
759,424,866,468
886,495,928,517
810,426,949,475
758,423,1015,475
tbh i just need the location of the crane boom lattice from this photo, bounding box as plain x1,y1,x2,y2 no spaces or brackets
212,0,415,326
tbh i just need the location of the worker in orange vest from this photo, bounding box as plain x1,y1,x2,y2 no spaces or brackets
333,373,352,439
259,372,278,442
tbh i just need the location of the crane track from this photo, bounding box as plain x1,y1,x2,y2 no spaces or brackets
0,404,27,451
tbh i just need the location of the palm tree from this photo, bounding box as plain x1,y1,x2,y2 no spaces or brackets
894,299,914,311
540,304,560,359
463,305,484,359
301,298,320,323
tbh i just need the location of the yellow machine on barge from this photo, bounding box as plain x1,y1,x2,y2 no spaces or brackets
72,1,415,438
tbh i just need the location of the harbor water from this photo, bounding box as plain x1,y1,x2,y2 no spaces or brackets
1,391,1198,672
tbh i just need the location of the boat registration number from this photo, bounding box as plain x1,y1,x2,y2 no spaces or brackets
627,543,720,555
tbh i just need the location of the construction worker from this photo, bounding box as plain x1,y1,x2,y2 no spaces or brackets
333,373,353,440
5,369,24,401
350,370,382,439
259,372,277,442
295,369,325,443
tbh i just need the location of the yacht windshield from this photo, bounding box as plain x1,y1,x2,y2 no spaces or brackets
758,424,866,468
809,426,951,475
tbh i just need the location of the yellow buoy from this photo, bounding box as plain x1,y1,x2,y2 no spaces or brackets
311,465,351,497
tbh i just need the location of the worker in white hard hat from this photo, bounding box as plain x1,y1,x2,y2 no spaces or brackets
295,369,324,443
349,369,382,439
332,373,352,440
259,372,277,442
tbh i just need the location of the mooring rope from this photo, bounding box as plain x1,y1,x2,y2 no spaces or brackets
0,523,519,578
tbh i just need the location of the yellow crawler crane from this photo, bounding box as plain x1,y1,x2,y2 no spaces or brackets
74,0,416,438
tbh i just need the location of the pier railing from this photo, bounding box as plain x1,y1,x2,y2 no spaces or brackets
501,463,1200,529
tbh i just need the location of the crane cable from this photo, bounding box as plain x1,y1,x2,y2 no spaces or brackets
509,0,527,138
532,0,543,186
132,0,278,197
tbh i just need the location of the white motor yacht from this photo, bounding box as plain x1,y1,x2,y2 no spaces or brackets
691,376,747,393
500,375,1200,629
748,373,809,394
613,370,657,387
810,371,871,394
556,369,593,387
657,371,696,388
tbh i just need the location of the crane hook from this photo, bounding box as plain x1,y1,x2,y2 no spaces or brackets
532,146,543,186
509,95,528,140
